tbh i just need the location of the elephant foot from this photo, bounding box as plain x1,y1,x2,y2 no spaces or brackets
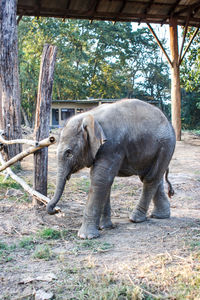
78,223,100,239
150,208,170,219
129,209,147,223
99,216,114,230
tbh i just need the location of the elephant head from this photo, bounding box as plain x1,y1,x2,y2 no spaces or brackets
46,114,106,214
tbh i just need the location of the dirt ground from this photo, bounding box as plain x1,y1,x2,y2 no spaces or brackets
0,131,200,299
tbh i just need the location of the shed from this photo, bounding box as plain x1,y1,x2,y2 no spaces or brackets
51,99,116,127
51,98,157,127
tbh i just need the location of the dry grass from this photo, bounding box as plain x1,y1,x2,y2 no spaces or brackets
1,132,200,299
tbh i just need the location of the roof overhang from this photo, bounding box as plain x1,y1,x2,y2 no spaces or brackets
17,0,200,27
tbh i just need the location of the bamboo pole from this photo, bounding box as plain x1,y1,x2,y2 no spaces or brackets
0,136,56,172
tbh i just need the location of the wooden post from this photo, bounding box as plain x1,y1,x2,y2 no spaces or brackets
0,82,2,129
0,0,22,159
34,44,57,199
169,18,181,141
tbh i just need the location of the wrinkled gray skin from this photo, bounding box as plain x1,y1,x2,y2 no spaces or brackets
47,99,176,239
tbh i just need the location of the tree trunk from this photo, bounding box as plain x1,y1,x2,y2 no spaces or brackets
0,81,2,129
21,106,31,128
0,0,22,159
169,18,181,141
34,44,57,198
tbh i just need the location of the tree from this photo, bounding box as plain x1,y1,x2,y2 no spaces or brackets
0,0,22,159
180,28,200,129
18,18,171,123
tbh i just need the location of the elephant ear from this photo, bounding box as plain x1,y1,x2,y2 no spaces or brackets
82,114,107,159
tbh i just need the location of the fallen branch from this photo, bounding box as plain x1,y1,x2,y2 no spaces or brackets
0,131,39,147
0,152,60,211
0,136,56,172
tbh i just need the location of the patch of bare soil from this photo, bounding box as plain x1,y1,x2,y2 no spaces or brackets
0,131,200,299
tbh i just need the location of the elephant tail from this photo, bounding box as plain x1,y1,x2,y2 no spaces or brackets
165,168,174,198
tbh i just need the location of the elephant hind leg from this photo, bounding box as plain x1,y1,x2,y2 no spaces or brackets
129,181,159,223
151,179,170,219
141,146,172,184
130,146,172,223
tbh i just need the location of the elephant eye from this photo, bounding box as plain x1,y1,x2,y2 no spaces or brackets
65,149,73,158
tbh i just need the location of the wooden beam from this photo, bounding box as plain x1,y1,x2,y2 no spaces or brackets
168,0,182,17
175,1,200,17
17,15,23,25
179,27,199,66
114,0,127,22
169,18,181,141
65,0,71,10
144,0,154,15
147,23,172,67
119,0,127,14
178,13,190,65
161,0,181,25
16,5,200,26
36,0,41,19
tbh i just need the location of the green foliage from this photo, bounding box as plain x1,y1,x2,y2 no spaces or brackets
18,18,170,124
0,241,17,263
0,175,21,190
33,245,52,260
18,237,36,249
73,240,113,255
181,90,200,129
180,29,200,129
0,175,31,203
38,227,62,240
77,177,90,193
0,242,8,250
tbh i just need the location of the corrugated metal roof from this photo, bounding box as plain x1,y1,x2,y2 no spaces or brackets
52,98,157,104
52,99,119,104
17,0,200,27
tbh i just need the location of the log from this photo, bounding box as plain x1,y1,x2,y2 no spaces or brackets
0,151,60,211
34,44,57,198
0,137,56,172
0,0,22,159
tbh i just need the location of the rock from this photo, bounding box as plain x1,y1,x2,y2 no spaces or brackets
36,273,57,282
35,290,54,300
19,273,57,284
6,188,24,197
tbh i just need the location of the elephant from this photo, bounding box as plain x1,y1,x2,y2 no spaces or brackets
47,99,176,239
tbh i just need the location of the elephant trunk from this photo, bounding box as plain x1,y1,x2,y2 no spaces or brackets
46,170,68,214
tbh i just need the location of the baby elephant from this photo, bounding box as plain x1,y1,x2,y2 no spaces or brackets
47,99,176,239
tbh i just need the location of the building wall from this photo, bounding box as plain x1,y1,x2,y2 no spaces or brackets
50,102,99,127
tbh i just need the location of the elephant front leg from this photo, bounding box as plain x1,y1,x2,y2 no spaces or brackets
78,157,121,239
78,184,111,239
150,179,170,219
99,189,114,230
129,182,158,223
